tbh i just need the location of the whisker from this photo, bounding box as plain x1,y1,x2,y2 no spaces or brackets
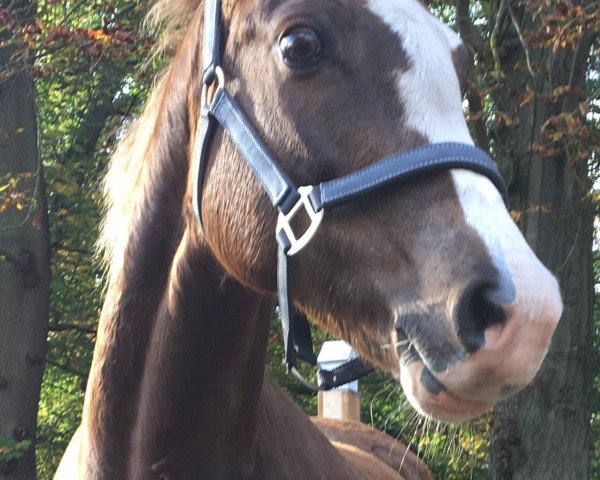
368,380,394,425
379,339,411,350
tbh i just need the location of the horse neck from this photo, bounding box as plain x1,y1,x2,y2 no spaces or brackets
84,223,273,479
80,32,273,479
83,210,361,480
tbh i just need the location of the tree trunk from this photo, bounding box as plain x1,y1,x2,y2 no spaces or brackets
0,1,50,478
487,2,596,479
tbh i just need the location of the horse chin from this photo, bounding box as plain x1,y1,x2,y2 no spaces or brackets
399,359,495,423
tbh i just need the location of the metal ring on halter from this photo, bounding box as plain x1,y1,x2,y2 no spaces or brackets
201,66,225,110
290,366,319,393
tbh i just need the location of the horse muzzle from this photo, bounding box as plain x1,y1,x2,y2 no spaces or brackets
396,252,562,422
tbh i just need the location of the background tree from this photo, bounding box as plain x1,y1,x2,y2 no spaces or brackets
451,1,598,478
456,0,600,480
28,2,155,476
0,1,50,478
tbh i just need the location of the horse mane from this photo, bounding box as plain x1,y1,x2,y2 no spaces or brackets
98,0,240,279
147,0,203,49
98,5,193,277
148,0,236,50
98,73,168,278
99,1,198,278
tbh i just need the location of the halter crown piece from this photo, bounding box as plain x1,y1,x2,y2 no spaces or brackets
194,0,509,392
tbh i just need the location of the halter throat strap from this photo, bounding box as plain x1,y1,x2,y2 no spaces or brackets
194,0,508,392
202,0,222,84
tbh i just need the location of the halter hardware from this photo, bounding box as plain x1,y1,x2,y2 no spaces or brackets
201,65,225,112
277,186,324,256
195,0,509,392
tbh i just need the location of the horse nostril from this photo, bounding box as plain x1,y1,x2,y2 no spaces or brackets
454,276,514,353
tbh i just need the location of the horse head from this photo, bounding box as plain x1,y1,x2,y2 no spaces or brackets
195,0,562,423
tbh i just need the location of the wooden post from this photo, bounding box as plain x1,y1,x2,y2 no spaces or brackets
317,341,361,422
318,390,361,422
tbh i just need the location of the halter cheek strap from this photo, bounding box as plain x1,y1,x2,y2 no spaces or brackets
195,0,508,392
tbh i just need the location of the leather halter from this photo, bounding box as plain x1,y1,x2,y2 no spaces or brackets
194,0,508,391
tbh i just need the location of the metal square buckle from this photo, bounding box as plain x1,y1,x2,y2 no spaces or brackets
277,186,324,256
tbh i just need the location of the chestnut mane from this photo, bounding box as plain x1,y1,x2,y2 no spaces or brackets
99,75,167,277
98,0,242,277
148,0,202,39
99,2,191,274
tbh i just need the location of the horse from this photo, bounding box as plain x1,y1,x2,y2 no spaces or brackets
55,0,563,478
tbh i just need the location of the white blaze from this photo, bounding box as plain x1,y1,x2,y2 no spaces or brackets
366,0,519,288
366,0,471,144
367,1,562,418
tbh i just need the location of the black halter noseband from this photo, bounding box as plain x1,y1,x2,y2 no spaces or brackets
194,0,508,392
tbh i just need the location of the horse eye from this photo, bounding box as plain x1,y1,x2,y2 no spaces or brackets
279,27,323,66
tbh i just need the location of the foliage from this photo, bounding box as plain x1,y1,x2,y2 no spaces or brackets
0,173,36,213
35,367,84,480
0,435,33,477
0,436,32,463
17,0,161,476
358,373,490,480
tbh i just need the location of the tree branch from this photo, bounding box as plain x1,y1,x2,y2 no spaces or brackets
563,28,598,113
121,92,141,122
506,1,536,78
45,359,87,378
51,242,93,256
455,0,485,52
453,0,491,150
48,323,96,335
491,0,508,81
467,90,490,151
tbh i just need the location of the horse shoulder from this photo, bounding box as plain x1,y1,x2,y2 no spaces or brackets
312,417,434,480
331,441,407,480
